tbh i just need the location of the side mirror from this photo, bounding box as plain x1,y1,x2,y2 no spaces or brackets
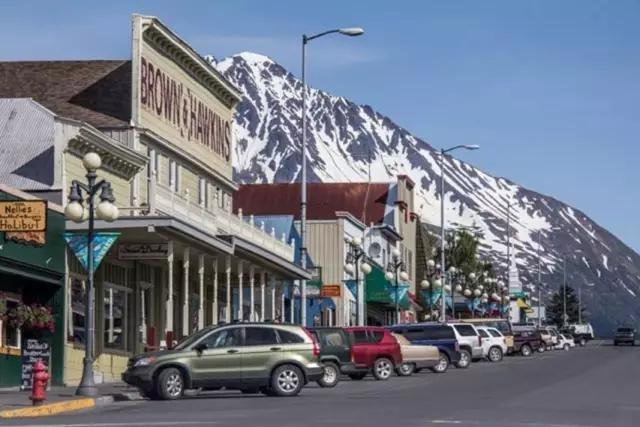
194,342,208,354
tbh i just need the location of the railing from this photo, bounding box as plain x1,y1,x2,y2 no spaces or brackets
152,183,295,262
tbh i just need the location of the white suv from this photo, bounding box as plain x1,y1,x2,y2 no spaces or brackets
476,326,508,362
448,323,483,368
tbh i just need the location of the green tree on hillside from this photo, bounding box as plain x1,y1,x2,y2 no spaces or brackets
546,285,586,326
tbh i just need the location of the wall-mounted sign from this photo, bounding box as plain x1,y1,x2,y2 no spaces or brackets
118,243,169,260
321,285,341,298
0,200,47,232
5,231,46,246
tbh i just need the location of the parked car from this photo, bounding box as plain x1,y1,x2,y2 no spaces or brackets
122,323,324,399
344,327,402,380
448,322,483,367
555,334,575,351
614,327,636,346
390,323,461,373
538,329,553,352
476,326,508,362
391,333,440,376
512,328,542,356
461,318,514,353
566,323,595,346
308,327,356,388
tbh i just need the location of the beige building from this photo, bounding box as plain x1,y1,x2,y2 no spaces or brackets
0,15,308,385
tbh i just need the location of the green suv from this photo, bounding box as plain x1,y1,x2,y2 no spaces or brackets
122,323,323,399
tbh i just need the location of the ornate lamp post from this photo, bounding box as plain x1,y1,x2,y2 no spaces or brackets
420,259,438,319
344,236,371,326
385,248,409,325
64,152,119,396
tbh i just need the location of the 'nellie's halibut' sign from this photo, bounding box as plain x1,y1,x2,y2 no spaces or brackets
0,200,47,232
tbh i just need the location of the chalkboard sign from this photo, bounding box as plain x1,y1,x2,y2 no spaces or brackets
21,339,51,390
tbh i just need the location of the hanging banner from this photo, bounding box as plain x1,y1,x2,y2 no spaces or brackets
344,280,357,299
64,232,120,274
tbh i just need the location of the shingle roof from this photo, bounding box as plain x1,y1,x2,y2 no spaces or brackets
233,183,391,225
0,60,132,127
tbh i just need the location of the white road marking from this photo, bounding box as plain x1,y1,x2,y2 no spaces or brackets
426,420,593,427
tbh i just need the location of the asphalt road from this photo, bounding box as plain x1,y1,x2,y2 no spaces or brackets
5,342,640,427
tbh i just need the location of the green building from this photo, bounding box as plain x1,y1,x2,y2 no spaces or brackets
0,185,65,388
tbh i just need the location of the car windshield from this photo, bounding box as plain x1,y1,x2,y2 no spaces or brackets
173,326,217,350
454,324,478,336
617,328,634,333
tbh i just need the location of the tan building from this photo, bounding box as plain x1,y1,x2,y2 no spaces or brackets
0,15,308,385
234,176,420,326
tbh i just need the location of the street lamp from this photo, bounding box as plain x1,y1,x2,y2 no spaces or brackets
65,152,119,396
386,248,408,325
439,145,479,322
300,27,364,326
344,236,370,325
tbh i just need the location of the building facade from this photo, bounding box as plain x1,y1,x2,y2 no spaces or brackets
0,15,308,385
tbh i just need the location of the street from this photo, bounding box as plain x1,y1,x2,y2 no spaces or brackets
3,343,639,427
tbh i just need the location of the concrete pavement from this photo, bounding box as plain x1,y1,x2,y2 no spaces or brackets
3,342,639,427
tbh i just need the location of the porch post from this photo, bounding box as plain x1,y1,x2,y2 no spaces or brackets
249,265,255,321
182,247,190,337
290,282,295,324
270,276,276,321
165,241,174,333
238,261,244,321
260,271,266,322
281,281,286,323
198,253,204,330
225,255,231,323
212,258,218,325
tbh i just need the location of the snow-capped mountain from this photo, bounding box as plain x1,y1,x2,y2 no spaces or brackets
212,52,640,335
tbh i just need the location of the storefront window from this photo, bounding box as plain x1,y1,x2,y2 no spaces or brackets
1,298,21,348
104,286,129,351
69,276,86,345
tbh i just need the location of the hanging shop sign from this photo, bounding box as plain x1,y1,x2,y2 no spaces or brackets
0,200,47,232
21,339,51,390
64,232,121,274
118,243,168,260
321,285,342,298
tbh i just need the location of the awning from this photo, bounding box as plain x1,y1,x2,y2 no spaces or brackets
516,299,530,309
0,258,63,286
365,264,410,309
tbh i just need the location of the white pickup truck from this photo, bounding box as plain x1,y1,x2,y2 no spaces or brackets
567,323,595,346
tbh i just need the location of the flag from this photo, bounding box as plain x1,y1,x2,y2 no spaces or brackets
64,232,120,274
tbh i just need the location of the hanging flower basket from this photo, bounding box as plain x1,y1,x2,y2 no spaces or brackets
1,302,55,333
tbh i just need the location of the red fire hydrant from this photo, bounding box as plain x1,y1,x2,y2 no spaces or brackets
30,360,49,406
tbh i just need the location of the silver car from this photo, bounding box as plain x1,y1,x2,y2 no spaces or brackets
448,323,483,368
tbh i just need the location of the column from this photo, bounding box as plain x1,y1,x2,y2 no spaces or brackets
238,261,244,321
182,247,190,337
212,258,218,325
198,253,204,330
270,276,276,321
281,281,286,323
290,282,295,324
260,271,266,322
225,255,231,323
249,265,255,321
165,241,174,333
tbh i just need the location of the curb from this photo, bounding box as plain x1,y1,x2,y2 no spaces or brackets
0,396,114,419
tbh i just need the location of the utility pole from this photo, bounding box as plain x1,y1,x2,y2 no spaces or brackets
505,200,511,320
537,230,542,327
562,256,567,327
578,285,582,324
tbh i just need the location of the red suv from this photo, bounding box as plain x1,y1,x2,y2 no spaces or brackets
344,327,402,380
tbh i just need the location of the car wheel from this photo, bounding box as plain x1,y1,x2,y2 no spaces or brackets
455,349,471,368
397,362,415,377
430,352,449,373
520,345,532,357
372,357,393,380
156,367,184,400
579,338,587,347
317,362,340,388
488,346,503,362
270,364,303,397
348,372,367,380
563,344,570,351
614,341,618,346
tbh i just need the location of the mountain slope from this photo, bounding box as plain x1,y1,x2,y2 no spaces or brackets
212,52,640,335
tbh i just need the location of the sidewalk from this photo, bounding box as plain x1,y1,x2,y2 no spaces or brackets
0,383,142,418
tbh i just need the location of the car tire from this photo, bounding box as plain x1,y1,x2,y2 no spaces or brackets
317,362,340,388
430,352,449,373
538,345,545,353
397,362,415,377
520,345,533,357
270,364,304,397
563,344,570,351
348,372,367,380
372,357,393,381
156,367,184,400
455,349,471,369
579,338,587,347
488,346,503,362
614,341,618,346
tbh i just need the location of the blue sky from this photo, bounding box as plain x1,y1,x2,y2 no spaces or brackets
1,0,638,252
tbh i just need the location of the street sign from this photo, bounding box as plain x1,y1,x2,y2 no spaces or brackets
0,200,47,232
321,285,341,297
